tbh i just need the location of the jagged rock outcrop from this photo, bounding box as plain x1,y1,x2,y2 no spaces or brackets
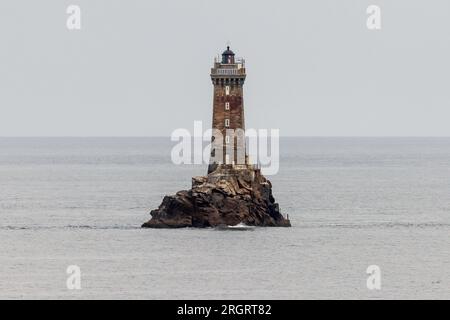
142,166,291,228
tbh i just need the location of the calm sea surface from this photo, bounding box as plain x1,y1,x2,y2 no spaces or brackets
0,137,449,299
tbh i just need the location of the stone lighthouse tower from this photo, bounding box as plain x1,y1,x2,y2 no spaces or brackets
209,46,248,173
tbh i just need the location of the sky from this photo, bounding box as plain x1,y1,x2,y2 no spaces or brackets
0,0,449,136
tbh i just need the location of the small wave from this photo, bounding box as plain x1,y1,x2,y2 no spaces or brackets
66,225,140,230
214,223,255,231
0,225,141,231
296,222,450,229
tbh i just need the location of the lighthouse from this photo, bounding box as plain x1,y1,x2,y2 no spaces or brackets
209,46,248,173
142,45,291,228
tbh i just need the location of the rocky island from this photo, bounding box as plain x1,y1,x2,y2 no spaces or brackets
142,165,290,228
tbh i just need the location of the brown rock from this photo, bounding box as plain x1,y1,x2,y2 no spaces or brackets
142,166,291,228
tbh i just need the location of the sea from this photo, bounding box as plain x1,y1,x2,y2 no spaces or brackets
0,137,449,299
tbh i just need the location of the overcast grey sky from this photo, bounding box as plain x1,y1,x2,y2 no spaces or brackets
1,0,449,136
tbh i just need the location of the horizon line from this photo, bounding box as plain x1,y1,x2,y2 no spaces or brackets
1,136,450,138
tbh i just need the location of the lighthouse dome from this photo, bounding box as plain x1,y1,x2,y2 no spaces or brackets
221,46,235,64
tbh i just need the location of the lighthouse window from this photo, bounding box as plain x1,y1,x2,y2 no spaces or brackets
225,102,230,110
225,119,230,127
225,86,230,95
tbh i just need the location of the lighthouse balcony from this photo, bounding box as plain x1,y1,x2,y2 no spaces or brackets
211,67,246,76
